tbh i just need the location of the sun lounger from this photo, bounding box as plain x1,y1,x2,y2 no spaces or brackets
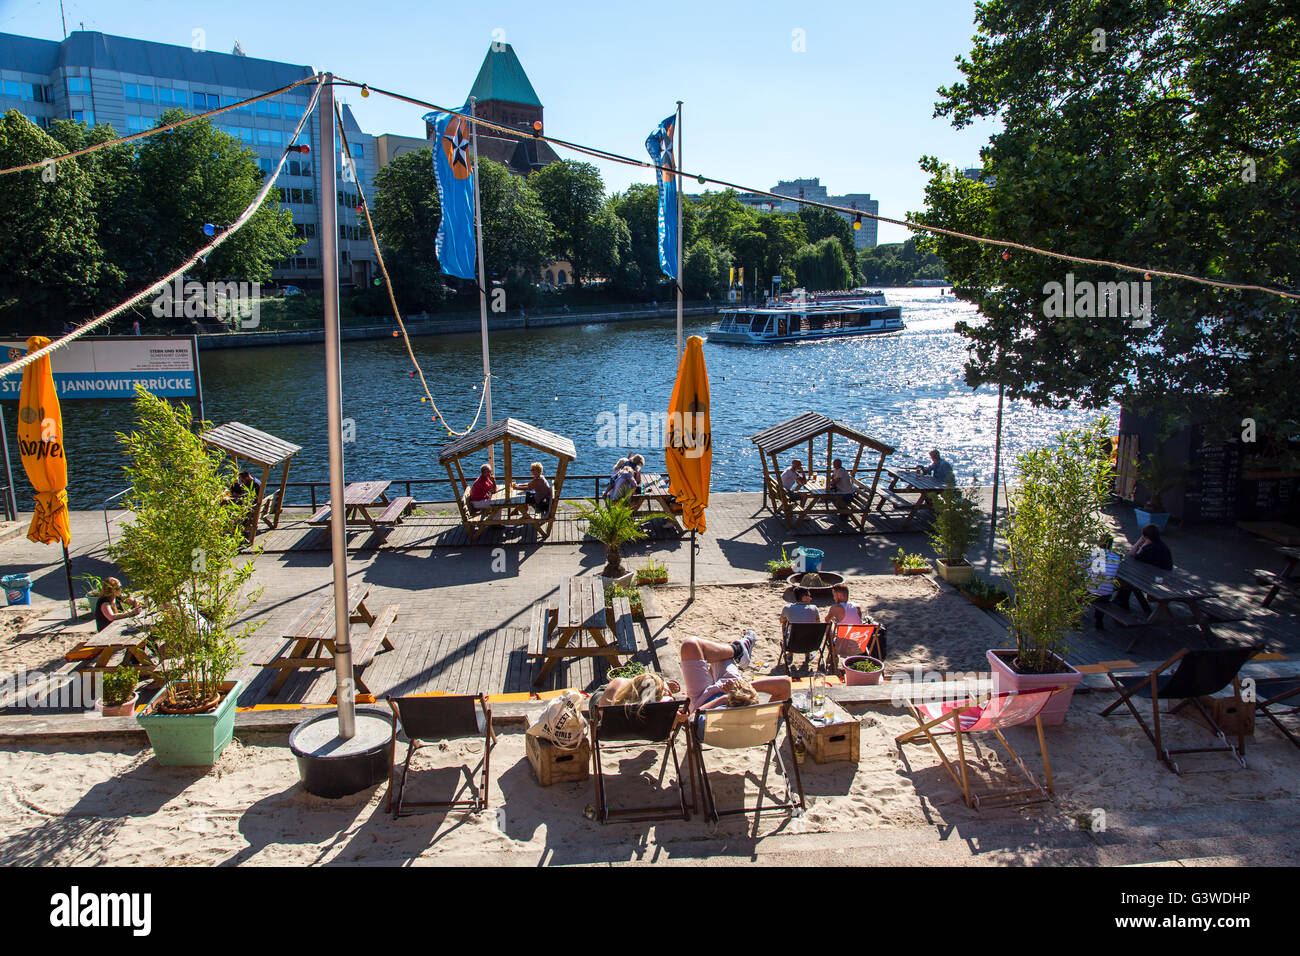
896,686,1059,809
689,700,804,823
589,696,691,823
386,694,495,815
1099,646,1260,774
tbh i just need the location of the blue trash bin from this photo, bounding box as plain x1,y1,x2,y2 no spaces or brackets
2,573,32,605
794,548,825,573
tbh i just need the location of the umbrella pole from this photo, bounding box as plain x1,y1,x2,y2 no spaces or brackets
62,543,76,620
689,528,695,602
0,405,15,522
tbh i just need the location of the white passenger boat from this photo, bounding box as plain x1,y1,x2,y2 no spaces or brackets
708,289,903,344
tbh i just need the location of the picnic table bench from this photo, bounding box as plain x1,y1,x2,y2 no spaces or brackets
65,615,165,684
620,473,683,533
308,481,413,534
262,583,398,699
1253,547,1300,609
876,469,947,527
1094,558,1218,653
528,576,637,686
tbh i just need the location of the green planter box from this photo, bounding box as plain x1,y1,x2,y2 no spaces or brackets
137,680,243,767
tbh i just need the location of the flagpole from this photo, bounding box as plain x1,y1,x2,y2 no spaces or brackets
986,383,1005,571
469,96,494,439
674,100,683,365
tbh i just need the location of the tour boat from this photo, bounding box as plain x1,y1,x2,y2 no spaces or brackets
708,289,904,344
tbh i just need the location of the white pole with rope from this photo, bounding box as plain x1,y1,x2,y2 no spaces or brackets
674,100,683,365
469,96,494,442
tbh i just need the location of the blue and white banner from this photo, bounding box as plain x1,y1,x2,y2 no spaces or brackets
645,113,679,280
424,106,478,281
1,338,199,399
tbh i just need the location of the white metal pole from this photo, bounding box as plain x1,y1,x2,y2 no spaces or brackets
320,74,355,739
675,100,683,365
469,96,493,434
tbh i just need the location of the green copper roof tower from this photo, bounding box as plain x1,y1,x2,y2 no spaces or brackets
468,43,542,107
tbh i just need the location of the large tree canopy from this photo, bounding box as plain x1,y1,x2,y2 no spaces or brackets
371,146,444,312
918,0,1299,445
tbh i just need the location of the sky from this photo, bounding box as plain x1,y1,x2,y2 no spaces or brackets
1,0,1001,244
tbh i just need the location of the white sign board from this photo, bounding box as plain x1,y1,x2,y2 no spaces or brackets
0,336,200,400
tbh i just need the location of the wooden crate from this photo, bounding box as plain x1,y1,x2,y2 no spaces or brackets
787,696,860,764
525,733,591,786
1206,697,1255,737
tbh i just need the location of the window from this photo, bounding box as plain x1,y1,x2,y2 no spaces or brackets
67,76,91,95
257,128,283,148
71,109,95,126
351,143,363,158
123,82,153,103
282,104,303,121
126,115,150,134
293,223,316,239
192,91,213,110
302,188,313,204
157,88,185,107
255,100,280,118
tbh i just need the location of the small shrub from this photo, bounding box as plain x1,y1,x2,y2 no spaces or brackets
101,667,140,707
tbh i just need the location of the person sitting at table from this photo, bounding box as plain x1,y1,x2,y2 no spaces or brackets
598,670,682,710
1086,532,1123,628
609,458,630,484
628,454,646,487
679,632,791,717
512,461,552,516
780,586,822,627
95,577,142,632
227,470,262,544
1113,523,1173,610
606,464,638,502
920,449,955,484
828,458,854,520
781,459,809,501
468,463,497,512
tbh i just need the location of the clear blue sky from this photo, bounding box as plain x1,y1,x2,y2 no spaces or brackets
2,0,1000,244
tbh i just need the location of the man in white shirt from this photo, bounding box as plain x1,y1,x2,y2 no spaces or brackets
781,459,808,502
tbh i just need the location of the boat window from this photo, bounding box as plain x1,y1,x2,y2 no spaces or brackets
750,315,768,333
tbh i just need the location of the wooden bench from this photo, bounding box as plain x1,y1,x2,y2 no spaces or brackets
610,596,637,655
1254,569,1300,605
307,503,331,524
374,496,413,526
1093,598,1151,628
528,602,552,660
878,489,917,509
354,604,399,667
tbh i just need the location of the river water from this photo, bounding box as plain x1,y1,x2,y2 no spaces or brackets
34,288,1111,508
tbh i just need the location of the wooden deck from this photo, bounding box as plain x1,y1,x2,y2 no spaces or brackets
230,618,627,707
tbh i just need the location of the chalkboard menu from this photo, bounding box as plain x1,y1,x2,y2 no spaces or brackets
1182,435,1243,522
1238,475,1300,520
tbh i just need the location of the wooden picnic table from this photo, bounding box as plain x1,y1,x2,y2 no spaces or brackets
308,480,413,534
1099,558,1218,653
876,468,947,527
262,583,398,698
66,615,164,683
622,473,683,532
1255,547,1300,608
527,576,637,686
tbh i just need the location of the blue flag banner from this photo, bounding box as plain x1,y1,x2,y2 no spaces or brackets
424,107,477,281
645,114,679,280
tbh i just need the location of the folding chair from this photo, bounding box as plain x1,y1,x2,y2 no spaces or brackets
690,700,804,823
895,686,1060,809
781,620,831,674
589,697,691,823
1250,677,1300,750
828,619,887,673
386,694,495,815
1099,646,1259,774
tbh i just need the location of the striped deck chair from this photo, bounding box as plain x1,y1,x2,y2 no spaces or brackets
896,686,1060,810
828,619,887,673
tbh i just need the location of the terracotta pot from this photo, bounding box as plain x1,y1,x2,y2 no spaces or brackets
770,567,794,580
100,693,138,717
842,656,884,686
986,649,1083,726
894,563,930,575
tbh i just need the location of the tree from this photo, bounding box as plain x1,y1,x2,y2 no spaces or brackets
858,239,949,286
530,160,607,287
756,213,807,289
792,237,853,292
610,183,663,295
0,112,104,327
694,189,758,248
478,157,551,280
372,146,445,313
582,202,631,283
918,0,1300,442
683,238,732,298
799,206,860,283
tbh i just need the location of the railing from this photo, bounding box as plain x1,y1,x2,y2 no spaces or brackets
101,488,130,546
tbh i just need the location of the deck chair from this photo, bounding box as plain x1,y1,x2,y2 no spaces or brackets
386,694,495,815
781,621,831,674
1250,677,1300,750
690,700,804,823
589,697,691,823
1099,646,1259,774
896,687,1059,809
828,620,887,673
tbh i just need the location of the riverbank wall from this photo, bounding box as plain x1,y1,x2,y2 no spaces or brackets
195,305,718,350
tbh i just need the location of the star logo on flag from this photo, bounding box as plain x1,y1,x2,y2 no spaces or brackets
441,115,472,180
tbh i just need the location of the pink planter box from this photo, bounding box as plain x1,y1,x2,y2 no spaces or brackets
986,649,1083,726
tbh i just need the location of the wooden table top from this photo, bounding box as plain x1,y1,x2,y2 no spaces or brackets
343,481,390,505
557,576,608,631
80,616,151,647
886,469,948,491
1117,558,1213,601
284,583,370,641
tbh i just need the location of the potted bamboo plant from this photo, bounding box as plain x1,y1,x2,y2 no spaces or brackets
990,416,1114,725
113,387,262,767
1133,453,1183,533
928,479,980,585
574,498,651,582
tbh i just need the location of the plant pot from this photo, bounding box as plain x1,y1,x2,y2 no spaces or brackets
842,656,884,686
601,571,635,587
137,680,242,767
966,592,1005,610
100,693,138,718
894,563,930,575
769,567,794,581
1133,508,1171,533
290,706,392,798
936,559,973,585
986,650,1083,727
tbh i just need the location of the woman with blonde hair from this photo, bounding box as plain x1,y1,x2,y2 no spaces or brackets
512,461,553,515
94,577,142,632
599,671,681,715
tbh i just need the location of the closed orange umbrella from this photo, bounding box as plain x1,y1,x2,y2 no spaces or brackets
665,335,711,597
17,336,70,547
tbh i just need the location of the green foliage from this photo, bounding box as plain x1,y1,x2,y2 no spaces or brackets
766,546,795,576
682,238,732,298
958,573,1010,609
792,236,854,292
927,479,981,565
603,581,643,615
111,387,262,707
606,659,646,680
893,548,930,571
371,146,445,313
1002,417,1114,674
635,559,668,586
858,239,949,286
101,667,140,707
530,160,608,287
478,157,552,279
1134,453,1185,512
798,206,860,282
575,498,650,578
918,0,1300,440
848,658,882,673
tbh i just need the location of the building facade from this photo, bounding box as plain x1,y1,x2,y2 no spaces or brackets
735,177,879,249
0,30,377,287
